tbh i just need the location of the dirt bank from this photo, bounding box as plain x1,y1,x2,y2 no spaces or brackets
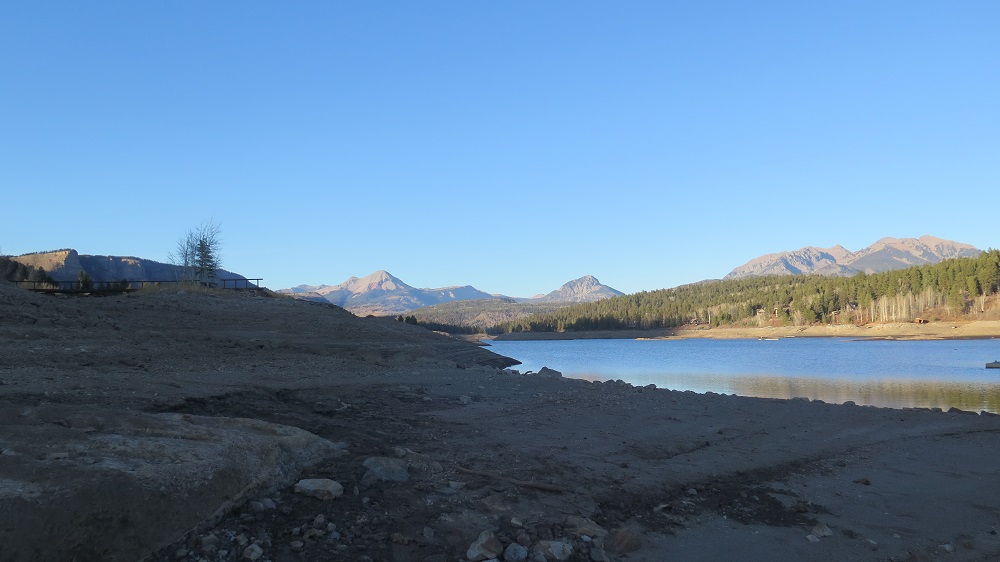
3,282,1000,561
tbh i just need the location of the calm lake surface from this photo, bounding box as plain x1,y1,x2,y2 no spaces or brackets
486,337,1000,414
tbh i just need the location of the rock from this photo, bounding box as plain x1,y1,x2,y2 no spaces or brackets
467,530,503,561
290,540,304,551
200,534,220,552
503,542,529,562
939,544,955,553
538,367,562,378
590,548,610,562
565,516,608,539
806,534,820,543
293,478,344,500
460,395,473,405
242,543,264,560
812,523,833,537
533,540,573,561
604,528,641,554
313,514,326,527
361,456,410,487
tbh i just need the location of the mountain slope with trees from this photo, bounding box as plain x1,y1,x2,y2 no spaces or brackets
499,250,1000,334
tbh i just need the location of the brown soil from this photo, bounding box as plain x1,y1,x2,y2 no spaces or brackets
3,282,1000,561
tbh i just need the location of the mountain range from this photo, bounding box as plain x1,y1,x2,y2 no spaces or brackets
279,272,623,316
724,236,981,280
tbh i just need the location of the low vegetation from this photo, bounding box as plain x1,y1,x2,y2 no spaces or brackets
497,250,1000,333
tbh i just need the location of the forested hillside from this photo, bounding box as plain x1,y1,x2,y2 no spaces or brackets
1,256,54,284
498,250,1000,333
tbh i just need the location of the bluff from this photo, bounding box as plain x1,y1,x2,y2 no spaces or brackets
9,249,248,284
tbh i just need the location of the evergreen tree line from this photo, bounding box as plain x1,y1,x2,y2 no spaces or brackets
496,250,1000,334
0,257,55,284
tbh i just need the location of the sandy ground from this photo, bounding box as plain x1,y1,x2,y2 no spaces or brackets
491,321,1000,341
3,282,1000,561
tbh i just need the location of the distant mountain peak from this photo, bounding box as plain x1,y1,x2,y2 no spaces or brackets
534,275,624,303
725,236,981,280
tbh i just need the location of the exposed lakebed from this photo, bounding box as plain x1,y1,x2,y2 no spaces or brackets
487,337,1000,413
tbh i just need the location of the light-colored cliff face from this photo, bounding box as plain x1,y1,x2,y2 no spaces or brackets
9,249,86,281
10,249,247,283
725,236,981,280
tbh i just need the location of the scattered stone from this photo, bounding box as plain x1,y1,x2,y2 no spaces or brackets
853,477,871,486
235,533,248,546
460,395,473,405
304,528,324,540
292,526,301,536
590,548,610,562
261,498,277,510
293,478,344,500
361,456,410,487
604,528,641,554
503,542,529,562
812,523,833,537
516,530,532,547
423,527,435,542
174,548,188,559
466,530,503,561
939,544,955,553
290,540,304,551
242,543,263,560
533,540,573,561
565,516,608,539
200,534,220,552
313,514,326,528
806,534,820,543
687,488,698,496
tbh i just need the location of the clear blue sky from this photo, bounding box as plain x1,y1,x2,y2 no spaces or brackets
2,2,997,296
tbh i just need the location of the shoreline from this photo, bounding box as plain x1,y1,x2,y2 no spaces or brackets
488,320,1000,341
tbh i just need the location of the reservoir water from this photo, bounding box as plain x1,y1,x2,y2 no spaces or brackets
485,337,1000,414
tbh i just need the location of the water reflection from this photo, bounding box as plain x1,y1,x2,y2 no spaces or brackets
489,338,1000,414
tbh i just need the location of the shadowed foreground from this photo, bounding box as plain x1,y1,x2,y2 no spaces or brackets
2,282,999,561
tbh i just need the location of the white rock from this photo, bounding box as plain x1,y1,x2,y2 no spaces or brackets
534,540,574,561
467,530,503,561
503,542,529,562
242,543,264,560
812,523,833,537
294,478,344,500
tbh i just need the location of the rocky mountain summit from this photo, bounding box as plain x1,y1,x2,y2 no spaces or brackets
279,270,495,316
9,249,247,284
725,235,981,279
532,275,624,303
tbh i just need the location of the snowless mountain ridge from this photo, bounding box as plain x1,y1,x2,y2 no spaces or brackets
725,235,982,280
280,272,622,316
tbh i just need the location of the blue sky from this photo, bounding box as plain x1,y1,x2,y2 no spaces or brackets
2,2,997,297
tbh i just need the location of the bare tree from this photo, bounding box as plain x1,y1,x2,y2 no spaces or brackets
170,221,222,285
